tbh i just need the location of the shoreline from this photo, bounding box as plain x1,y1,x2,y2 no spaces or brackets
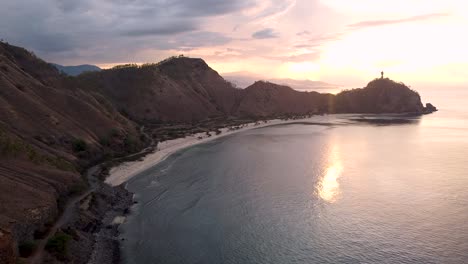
98,113,428,263
105,118,309,186
95,117,317,264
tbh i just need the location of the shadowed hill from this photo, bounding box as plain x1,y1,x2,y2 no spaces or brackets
235,81,331,117
65,58,241,123
332,78,431,114
66,59,436,122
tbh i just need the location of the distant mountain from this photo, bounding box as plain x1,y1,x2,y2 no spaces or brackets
223,71,340,91
51,63,101,76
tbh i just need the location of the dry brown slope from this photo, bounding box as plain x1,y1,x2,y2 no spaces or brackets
69,57,241,123
0,42,143,260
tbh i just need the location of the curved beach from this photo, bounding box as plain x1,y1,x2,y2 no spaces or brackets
105,119,304,186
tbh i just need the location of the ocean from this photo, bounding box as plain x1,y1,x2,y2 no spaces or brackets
121,87,468,264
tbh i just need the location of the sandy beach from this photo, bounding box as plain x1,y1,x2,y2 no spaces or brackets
105,119,303,186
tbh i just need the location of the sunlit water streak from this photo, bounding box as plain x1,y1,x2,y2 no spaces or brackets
316,145,343,203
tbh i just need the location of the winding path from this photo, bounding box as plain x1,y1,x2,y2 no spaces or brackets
28,126,154,264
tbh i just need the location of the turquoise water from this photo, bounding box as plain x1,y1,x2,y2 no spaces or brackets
122,88,468,264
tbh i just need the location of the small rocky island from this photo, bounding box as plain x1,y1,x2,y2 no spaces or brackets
332,78,438,114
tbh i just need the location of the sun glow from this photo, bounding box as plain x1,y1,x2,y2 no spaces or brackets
279,62,320,79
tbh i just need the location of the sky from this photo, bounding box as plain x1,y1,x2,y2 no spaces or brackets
1,0,467,87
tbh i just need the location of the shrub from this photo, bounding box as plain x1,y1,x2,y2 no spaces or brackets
72,139,87,152
99,136,110,147
124,135,137,152
18,241,36,257
110,128,120,137
69,182,87,195
46,157,76,172
45,232,72,260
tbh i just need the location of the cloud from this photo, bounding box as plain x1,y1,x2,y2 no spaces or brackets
169,0,255,17
252,28,279,39
265,52,320,62
0,0,253,63
348,13,449,29
296,30,311,36
122,23,197,37
250,0,296,21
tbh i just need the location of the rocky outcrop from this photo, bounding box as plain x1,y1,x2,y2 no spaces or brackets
0,230,16,264
424,103,438,113
331,78,427,114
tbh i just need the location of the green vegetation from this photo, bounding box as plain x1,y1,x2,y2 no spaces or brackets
0,130,76,171
18,241,36,257
45,232,72,260
111,63,138,69
45,156,76,172
110,128,120,137
107,55,186,71
124,135,138,152
99,136,111,147
72,138,88,152
69,182,87,195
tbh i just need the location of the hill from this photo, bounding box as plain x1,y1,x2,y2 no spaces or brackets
0,42,144,261
235,81,331,117
63,58,241,123
332,78,432,114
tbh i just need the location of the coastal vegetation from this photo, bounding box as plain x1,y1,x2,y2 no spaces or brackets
45,232,72,260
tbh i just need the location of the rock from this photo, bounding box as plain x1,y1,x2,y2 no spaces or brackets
0,228,17,264
424,103,438,113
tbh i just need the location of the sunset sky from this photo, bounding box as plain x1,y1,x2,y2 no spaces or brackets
1,0,467,87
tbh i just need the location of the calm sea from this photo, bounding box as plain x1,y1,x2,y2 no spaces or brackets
121,87,468,264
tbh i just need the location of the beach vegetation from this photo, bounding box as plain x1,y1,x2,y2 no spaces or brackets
45,231,72,260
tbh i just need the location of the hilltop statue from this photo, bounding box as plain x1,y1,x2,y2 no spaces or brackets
381,71,384,79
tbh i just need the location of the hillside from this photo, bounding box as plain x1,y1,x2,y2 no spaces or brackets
64,59,435,123
0,42,144,262
235,81,331,117
64,58,241,123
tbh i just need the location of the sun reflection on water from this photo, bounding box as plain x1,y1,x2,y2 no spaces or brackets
316,146,343,203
